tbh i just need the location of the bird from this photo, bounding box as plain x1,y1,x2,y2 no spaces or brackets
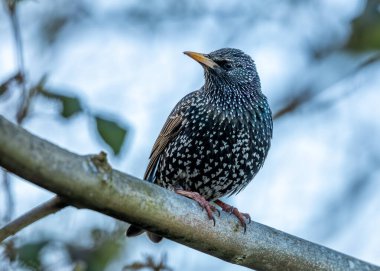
126,48,273,243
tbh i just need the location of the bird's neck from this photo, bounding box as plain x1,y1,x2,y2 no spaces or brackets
204,77,263,108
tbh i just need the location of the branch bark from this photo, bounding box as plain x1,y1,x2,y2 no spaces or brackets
0,115,379,271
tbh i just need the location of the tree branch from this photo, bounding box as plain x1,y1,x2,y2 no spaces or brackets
0,115,379,271
0,196,67,242
273,52,380,121
1,169,14,223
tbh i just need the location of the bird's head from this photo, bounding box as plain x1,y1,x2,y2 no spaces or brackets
184,48,259,90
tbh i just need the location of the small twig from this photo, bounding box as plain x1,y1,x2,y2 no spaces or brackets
0,71,23,98
273,52,380,120
273,92,312,120
14,81,41,125
3,0,30,124
1,169,14,223
4,0,26,89
0,196,68,242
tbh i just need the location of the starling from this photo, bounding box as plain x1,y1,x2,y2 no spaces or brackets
127,48,272,242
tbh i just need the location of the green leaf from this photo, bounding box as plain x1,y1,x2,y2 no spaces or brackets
17,241,49,270
345,0,380,51
59,95,82,118
65,228,123,271
86,238,123,271
40,90,83,118
95,115,127,155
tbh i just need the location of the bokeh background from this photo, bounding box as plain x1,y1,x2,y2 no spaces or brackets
1,0,380,270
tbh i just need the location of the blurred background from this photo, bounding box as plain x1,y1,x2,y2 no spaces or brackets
1,0,380,270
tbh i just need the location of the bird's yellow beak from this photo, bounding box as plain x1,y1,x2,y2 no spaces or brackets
184,51,219,69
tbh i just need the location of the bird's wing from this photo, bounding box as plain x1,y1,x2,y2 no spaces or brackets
143,90,200,181
144,113,183,181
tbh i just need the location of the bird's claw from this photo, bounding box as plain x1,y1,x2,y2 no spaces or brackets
242,212,251,224
175,189,218,225
214,199,251,233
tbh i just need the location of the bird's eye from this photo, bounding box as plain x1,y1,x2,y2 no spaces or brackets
224,63,233,70
214,60,233,70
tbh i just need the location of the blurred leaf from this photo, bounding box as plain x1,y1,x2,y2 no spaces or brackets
37,3,90,47
95,116,127,155
66,228,123,271
73,261,87,271
346,0,380,51
3,240,17,262
40,89,83,118
17,240,49,270
124,254,172,271
59,95,82,118
86,238,122,271
42,15,69,45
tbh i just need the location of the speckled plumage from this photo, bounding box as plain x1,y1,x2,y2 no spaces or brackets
147,48,272,200
127,48,272,242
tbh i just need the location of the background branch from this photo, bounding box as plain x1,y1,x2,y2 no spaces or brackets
3,0,29,124
0,196,67,242
1,169,14,223
273,52,380,120
0,115,379,271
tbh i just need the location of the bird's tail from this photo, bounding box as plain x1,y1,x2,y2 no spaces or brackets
126,225,163,243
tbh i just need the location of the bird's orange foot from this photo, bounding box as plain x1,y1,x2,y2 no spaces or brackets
175,189,219,225
214,199,251,233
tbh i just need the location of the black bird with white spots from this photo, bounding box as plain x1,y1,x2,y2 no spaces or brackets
127,48,272,242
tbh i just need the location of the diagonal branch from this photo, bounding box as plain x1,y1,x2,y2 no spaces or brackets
273,52,380,120
0,115,379,271
0,196,67,242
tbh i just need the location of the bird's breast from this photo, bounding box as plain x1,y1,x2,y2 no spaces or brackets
155,93,272,199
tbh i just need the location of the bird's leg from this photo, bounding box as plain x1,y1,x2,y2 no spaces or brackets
214,199,251,233
175,189,218,225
